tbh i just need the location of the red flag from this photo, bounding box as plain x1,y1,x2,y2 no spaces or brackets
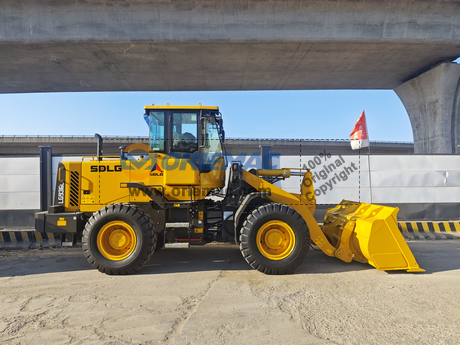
350,111,369,150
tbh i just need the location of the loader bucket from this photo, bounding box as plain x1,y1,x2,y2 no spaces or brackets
322,200,425,272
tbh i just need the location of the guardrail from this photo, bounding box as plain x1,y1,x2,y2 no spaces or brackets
0,135,414,145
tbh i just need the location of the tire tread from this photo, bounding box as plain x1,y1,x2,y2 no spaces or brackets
81,203,156,275
239,203,310,275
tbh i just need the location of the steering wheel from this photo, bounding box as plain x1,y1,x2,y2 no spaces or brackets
173,132,196,151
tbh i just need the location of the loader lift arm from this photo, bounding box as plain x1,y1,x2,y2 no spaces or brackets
243,169,424,272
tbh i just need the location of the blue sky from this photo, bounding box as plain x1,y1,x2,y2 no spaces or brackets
1,89,414,142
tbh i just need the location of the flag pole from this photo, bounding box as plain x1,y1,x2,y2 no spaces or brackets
350,110,371,203
359,142,361,203
367,142,373,203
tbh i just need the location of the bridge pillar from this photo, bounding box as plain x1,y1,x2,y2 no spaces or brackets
394,63,460,154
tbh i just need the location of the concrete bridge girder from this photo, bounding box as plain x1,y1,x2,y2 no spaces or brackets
1,41,458,94
1,0,460,94
394,63,460,154
1,1,460,154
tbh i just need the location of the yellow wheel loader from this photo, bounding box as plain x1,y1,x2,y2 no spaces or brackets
35,105,424,275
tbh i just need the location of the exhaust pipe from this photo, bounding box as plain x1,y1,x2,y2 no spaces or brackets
95,133,103,161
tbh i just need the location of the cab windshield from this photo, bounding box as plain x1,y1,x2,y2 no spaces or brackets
172,112,198,153
147,109,224,172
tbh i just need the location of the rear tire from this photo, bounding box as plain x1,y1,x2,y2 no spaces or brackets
82,204,156,275
239,203,310,274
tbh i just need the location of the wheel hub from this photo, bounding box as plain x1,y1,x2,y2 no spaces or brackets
97,221,137,261
108,229,130,250
256,220,296,260
265,229,284,248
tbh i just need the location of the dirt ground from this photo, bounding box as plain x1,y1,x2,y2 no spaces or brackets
1,240,459,345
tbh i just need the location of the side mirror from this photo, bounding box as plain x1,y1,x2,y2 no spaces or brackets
221,130,225,143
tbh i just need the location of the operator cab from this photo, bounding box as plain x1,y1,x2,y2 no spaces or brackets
143,105,225,172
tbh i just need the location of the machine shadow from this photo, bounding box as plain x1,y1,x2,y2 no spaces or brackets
138,244,374,275
0,245,353,278
1,241,456,278
139,241,460,276
387,240,460,275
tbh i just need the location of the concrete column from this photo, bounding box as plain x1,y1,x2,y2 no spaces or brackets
394,63,460,154
39,146,53,211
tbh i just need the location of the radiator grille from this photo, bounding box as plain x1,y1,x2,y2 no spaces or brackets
69,171,80,207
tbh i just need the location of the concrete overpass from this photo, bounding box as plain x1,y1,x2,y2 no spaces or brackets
1,0,460,153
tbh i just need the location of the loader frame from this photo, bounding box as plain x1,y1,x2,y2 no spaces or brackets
35,104,424,275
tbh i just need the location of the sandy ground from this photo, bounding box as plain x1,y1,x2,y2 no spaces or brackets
0,240,459,345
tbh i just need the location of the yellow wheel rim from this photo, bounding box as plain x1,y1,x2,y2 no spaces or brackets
256,220,296,260
97,221,137,261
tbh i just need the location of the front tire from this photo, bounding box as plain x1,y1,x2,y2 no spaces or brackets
239,203,310,274
82,204,156,275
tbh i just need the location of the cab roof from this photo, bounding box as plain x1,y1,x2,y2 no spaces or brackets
144,105,219,110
